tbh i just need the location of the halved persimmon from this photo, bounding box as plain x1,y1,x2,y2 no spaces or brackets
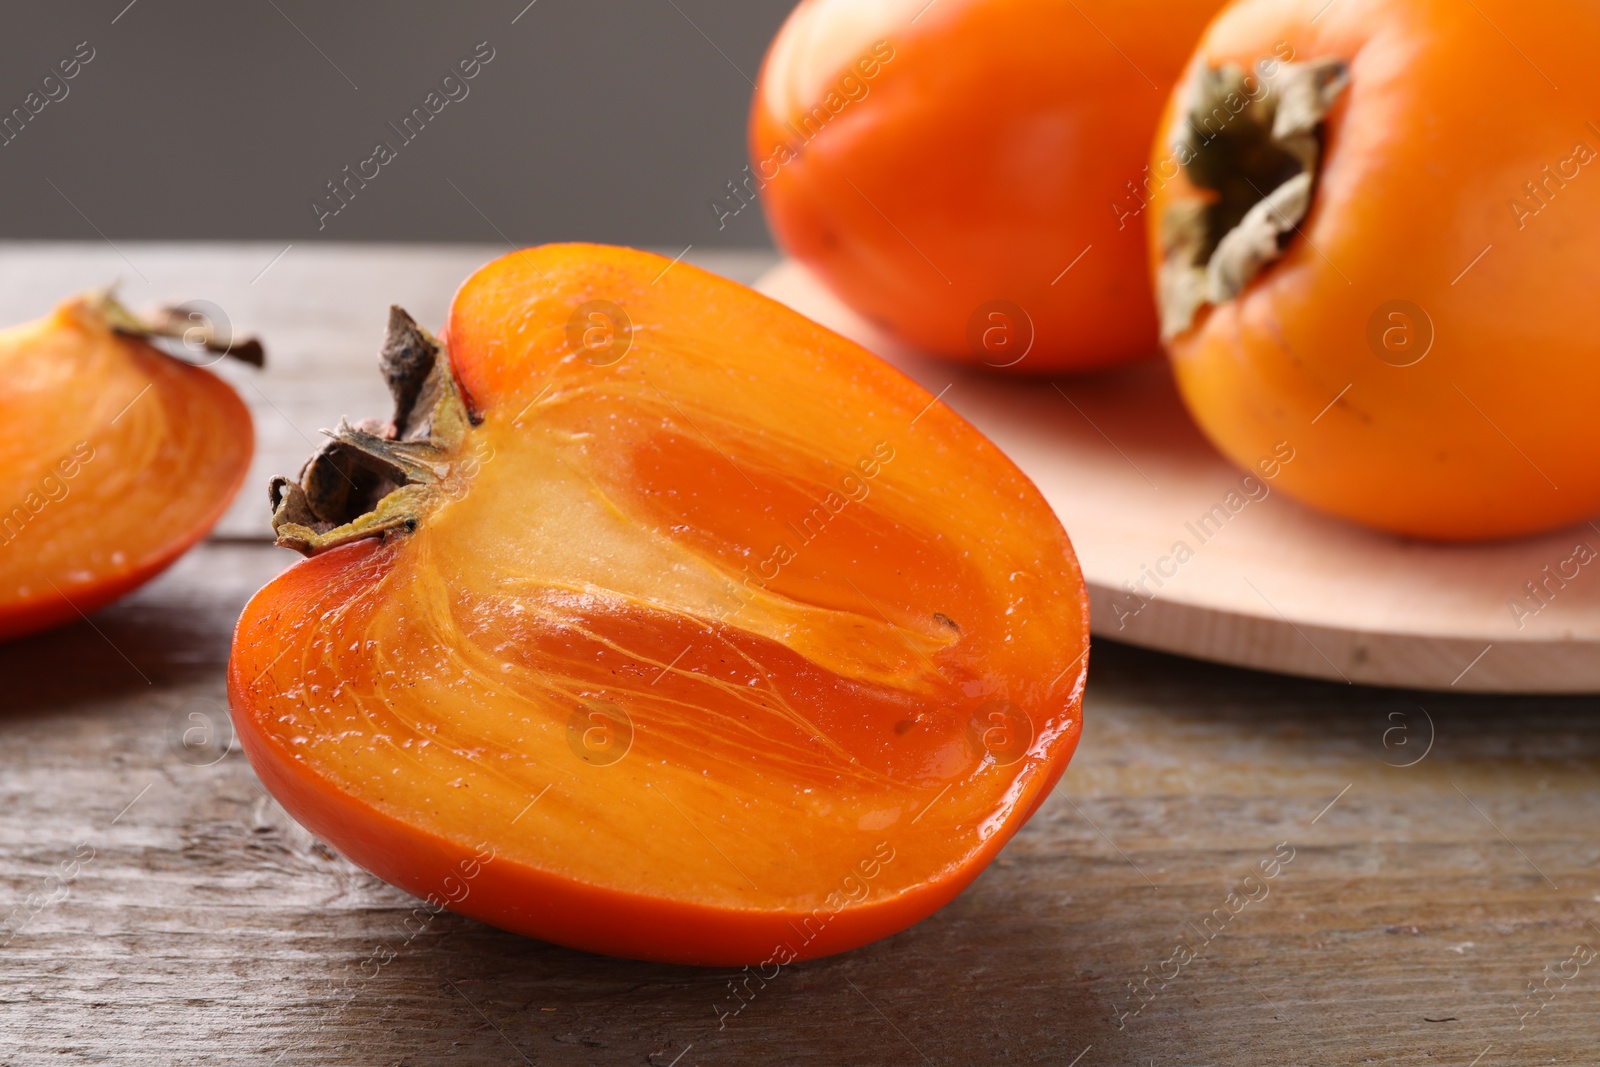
228,244,1088,965
0,293,258,641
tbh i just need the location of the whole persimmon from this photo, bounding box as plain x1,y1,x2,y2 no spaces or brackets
1148,0,1600,540
0,293,259,641
228,245,1088,966
747,0,1226,372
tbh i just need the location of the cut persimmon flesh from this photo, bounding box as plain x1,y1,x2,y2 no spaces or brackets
229,245,1087,965
0,294,256,641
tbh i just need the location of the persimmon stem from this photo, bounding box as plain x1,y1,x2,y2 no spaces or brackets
271,307,471,557
93,289,266,368
1157,57,1349,339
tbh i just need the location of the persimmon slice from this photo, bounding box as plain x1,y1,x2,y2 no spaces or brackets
0,294,256,641
229,245,1087,965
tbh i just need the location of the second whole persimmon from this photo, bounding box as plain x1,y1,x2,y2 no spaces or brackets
1148,0,1600,540
749,0,1226,372
229,245,1089,966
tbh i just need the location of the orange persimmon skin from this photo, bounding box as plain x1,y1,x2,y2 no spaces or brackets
228,244,1088,966
0,301,252,640
1149,0,1600,540
750,0,1225,372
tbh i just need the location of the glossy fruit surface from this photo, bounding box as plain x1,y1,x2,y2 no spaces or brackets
1148,0,1600,540
0,295,255,640
228,244,1088,966
749,0,1225,372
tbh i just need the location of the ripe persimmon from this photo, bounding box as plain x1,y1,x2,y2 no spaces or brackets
747,0,1225,372
0,293,259,641
227,245,1088,965
1148,0,1600,540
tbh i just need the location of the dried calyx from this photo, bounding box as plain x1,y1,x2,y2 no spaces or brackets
270,307,472,557
1158,57,1349,340
93,289,266,368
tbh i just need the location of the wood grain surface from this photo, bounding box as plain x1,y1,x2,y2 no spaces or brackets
1,245,1598,1067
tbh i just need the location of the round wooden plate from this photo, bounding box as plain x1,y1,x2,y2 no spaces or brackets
756,260,1600,693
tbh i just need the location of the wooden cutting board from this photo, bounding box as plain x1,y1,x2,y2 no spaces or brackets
756,260,1600,694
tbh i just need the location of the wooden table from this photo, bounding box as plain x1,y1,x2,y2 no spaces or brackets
2,244,1597,1066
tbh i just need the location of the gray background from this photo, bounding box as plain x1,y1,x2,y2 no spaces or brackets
0,0,791,246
